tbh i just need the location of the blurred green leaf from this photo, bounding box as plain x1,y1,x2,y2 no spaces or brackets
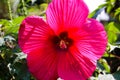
28,5,40,15
97,61,105,70
113,71,120,80
99,59,110,73
114,8,120,21
12,59,31,80
5,16,25,35
115,8,120,16
40,3,48,11
88,9,98,18
107,4,113,13
106,0,116,13
12,16,25,25
88,3,107,18
0,16,25,36
105,22,120,43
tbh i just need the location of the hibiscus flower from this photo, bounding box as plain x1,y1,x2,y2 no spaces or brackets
18,0,107,80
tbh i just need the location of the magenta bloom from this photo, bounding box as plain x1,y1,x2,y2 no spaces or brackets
18,0,107,80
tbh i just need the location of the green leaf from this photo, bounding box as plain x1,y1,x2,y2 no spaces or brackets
114,8,120,21
13,59,31,80
98,3,108,8
105,0,115,13
99,59,110,73
97,61,105,70
88,9,98,18
115,8,120,16
39,3,48,16
88,3,107,18
113,71,120,80
0,16,25,36
5,16,25,35
12,16,25,25
0,19,10,27
105,22,120,43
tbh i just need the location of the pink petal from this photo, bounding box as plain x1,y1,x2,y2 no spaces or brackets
27,47,58,80
46,0,89,34
18,16,54,54
69,18,107,61
58,47,96,80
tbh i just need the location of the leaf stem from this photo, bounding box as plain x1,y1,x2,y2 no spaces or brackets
21,0,27,16
7,0,13,20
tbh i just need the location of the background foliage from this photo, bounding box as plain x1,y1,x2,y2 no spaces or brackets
0,0,120,80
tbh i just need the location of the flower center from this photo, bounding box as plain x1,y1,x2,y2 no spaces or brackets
59,40,67,49
52,32,73,51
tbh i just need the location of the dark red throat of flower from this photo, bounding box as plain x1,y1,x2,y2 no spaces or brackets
52,32,73,51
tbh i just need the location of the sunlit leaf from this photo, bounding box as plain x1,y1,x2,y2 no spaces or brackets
99,59,110,73
5,16,25,35
105,22,120,43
